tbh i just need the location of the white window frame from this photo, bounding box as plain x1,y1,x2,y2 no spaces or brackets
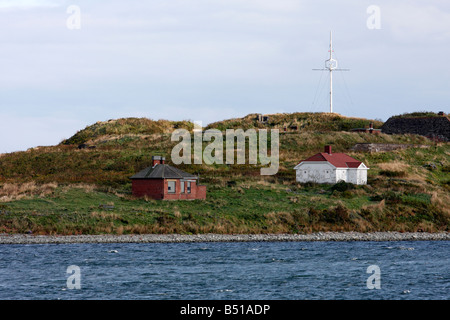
187,181,191,194
167,180,176,194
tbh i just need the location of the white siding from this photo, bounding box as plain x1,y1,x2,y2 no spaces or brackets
356,168,368,185
348,168,358,184
336,169,347,183
295,162,335,184
294,162,368,185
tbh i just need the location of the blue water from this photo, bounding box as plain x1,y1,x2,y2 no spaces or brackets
0,241,448,300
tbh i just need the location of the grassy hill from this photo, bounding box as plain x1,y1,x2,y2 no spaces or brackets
389,111,446,119
62,118,195,145
206,112,383,132
0,113,448,235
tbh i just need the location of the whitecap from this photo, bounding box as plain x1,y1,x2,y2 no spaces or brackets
402,290,411,294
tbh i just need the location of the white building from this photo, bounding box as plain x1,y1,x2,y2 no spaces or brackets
294,146,369,185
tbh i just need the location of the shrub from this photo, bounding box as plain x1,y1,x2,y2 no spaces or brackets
379,170,407,177
331,181,354,192
321,204,351,224
382,191,402,204
369,194,384,202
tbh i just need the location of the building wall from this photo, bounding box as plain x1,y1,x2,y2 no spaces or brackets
163,179,206,200
295,162,336,184
348,168,357,184
132,179,165,199
295,163,368,185
132,179,206,200
197,185,207,200
356,169,368,185
335,169,346,183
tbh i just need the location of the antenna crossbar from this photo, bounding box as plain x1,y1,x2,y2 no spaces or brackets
312,31,350,113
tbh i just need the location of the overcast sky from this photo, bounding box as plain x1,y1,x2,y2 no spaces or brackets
0,0,449,153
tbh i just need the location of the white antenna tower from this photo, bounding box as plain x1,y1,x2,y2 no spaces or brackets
313,31,349,113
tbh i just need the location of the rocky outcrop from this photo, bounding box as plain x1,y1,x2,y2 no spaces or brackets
381,116,450,141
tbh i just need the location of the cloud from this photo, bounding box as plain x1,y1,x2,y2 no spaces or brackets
383,2,450,42
0,114,85,153
0,0,61,10
0,0,449,153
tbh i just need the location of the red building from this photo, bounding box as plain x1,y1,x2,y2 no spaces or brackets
130,156,206,200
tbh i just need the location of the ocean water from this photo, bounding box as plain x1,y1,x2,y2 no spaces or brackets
0,241,448,300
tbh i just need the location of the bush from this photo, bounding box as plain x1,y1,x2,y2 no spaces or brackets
382,191,402,204
369,194,384,202
379,170,407,177
320,205,351,224
342,190,354,199
331,181,354,192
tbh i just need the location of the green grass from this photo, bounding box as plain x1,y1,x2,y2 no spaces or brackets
0,113,449,235
390,111,446,119
62,118,195,145
0,176,448,235
206,112,384,132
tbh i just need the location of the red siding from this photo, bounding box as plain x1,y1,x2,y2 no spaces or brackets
197,185,207,200
132,179,206,200
131,179,165,199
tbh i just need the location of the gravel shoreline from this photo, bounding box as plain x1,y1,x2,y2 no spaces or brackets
0,232,449,244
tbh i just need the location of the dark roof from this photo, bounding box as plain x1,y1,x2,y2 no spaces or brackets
130,164,198,179
298,152,363,169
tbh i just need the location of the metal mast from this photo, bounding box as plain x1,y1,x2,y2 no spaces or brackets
313,31,349,113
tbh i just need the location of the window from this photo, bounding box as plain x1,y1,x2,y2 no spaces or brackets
187,181,191,194
180,181,185,193
168,181,176,194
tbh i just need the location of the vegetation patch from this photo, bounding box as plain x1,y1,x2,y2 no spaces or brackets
0,114,448,235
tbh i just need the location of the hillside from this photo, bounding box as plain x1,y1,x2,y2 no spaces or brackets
62,118,195,145
206,112,383,132
0,113,448,235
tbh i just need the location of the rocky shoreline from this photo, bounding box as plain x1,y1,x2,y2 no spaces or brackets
0,232,449,244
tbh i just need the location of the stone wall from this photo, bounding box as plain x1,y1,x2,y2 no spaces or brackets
351,143,429,153
381,116,450,141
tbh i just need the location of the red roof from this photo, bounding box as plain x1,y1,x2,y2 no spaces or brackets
299,152,363,168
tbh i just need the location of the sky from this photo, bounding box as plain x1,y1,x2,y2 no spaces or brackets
0,0,449,153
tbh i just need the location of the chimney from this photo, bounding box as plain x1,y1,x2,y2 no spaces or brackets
152,156,165,167
324,145,332,154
